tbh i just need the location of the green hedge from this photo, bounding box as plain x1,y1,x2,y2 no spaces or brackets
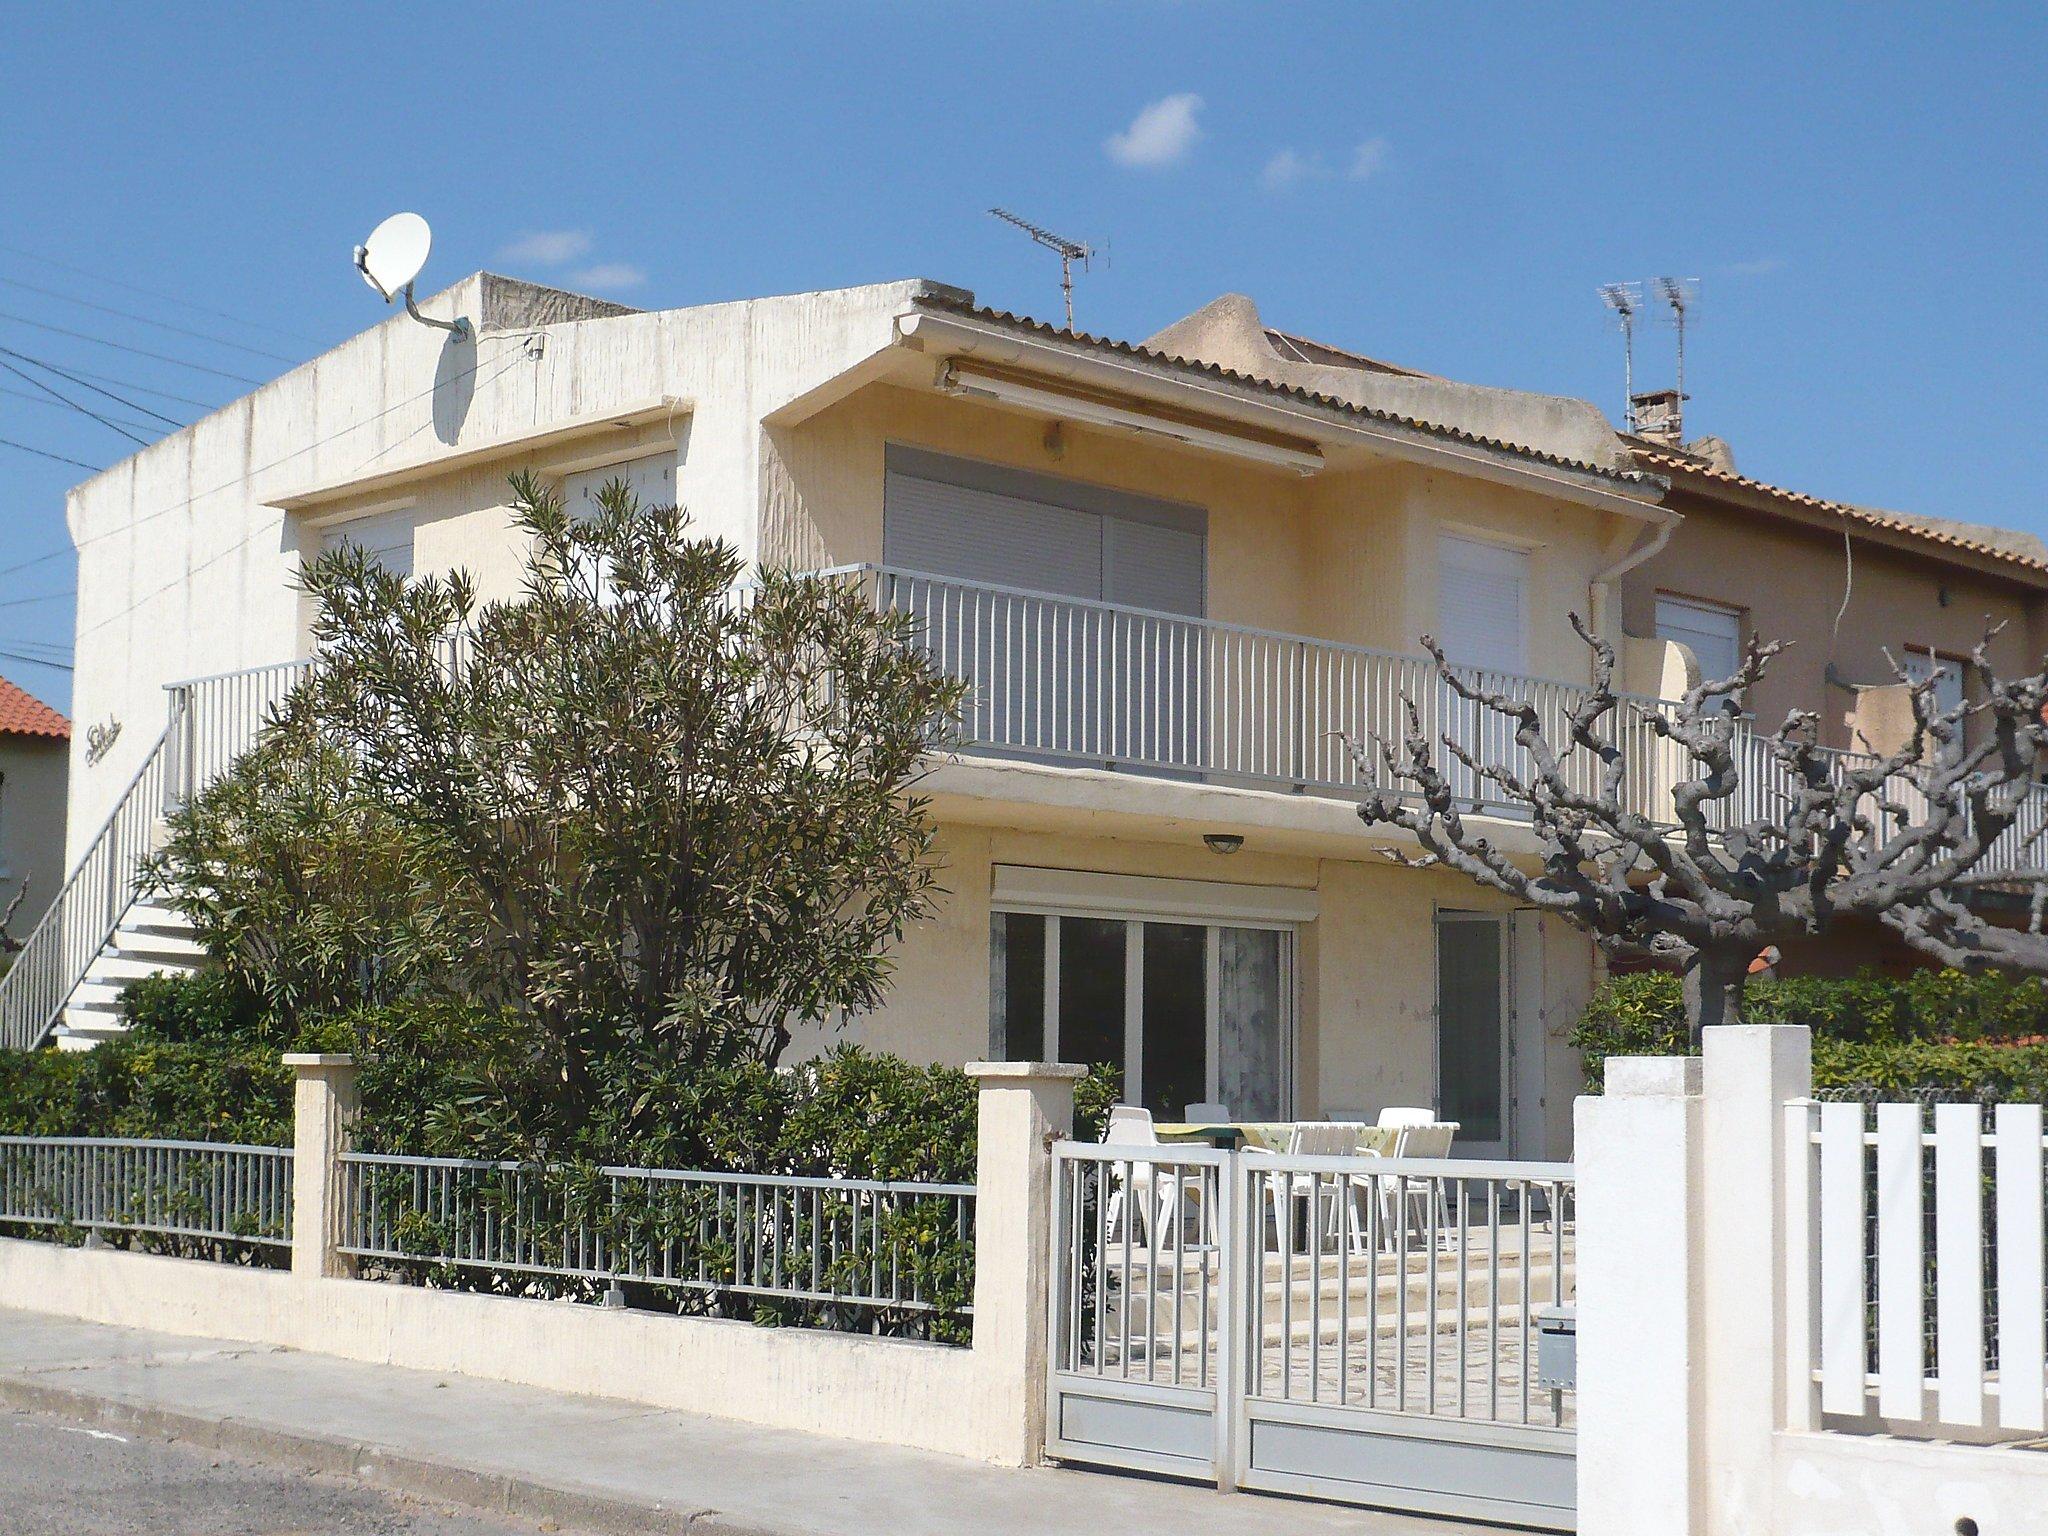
1570,970,2048,1105
0,974,291,1143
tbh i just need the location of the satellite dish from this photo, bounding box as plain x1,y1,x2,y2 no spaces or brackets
351,212,469,340
354,212,433,301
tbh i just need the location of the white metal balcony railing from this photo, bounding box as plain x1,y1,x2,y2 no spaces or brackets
3,564,2045,1053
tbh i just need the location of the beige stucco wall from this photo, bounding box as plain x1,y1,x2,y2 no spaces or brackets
1620,494,2046,750
799,818,1592,1159
765,383,1635,686
0,734,67,934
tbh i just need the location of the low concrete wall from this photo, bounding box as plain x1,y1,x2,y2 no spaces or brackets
0,1239,1008,1461
0,1058,1084,1468
1771,1430,2048,1536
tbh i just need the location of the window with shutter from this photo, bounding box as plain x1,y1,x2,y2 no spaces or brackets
1655,595,1743,688
320,508,416,579
1901,647,1965,718
1437,534,1529,674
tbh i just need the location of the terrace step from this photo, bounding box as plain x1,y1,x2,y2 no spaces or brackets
52,897,206,1049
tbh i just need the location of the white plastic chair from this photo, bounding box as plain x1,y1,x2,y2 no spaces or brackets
1182,1101,1230,1122
1377,1106,1438,1129
1379,1120,1460,1247
1250,1122,1363,1253
1101,1106,1207,1247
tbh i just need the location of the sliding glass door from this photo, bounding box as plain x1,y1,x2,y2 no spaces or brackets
990,910,1292,1118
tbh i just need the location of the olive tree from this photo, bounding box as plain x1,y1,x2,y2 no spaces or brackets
1353,618,2048,1043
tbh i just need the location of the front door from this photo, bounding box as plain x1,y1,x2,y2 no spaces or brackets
1435,910,1512,1157
990,911,1292,1119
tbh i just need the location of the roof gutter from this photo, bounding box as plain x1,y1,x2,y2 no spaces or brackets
896,307,1673,524
1588,516,1680,644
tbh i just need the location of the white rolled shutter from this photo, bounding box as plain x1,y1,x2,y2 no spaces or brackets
1437,535,1528,673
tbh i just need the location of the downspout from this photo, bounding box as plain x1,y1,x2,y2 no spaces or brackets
1589,511,1679,652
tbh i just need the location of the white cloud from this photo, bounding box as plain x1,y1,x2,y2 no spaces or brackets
498,229,593,265
1260,149,1317,192
567,263,647,291
1105,93,1204,169
1347,137,1390,181
1727,257,1785,276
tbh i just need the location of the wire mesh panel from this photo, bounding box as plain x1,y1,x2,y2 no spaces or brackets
338,1153,975,1327
0,1136,292,1255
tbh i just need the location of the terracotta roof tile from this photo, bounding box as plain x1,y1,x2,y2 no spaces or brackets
916,294,1657,489
0,677,69,740
1632,443,2048,578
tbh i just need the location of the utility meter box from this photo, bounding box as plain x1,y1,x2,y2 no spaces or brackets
1535,1304,1576,1391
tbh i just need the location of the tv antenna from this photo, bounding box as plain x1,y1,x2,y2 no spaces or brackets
353,212,470,340
1656,275,1698,425
1598,282,1642,431
987,208,1095,330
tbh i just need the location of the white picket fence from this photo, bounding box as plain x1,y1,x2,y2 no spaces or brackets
1795,1099,2047,1435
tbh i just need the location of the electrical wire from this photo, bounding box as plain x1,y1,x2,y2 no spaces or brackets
70,342,541,644
0,436,102,471
0,346,191,428
0,241,322,348
0,332,538,589
0,591,75,610
8,353,213,414
0,275,296,365
0,384,161,437
0,650,72,673
0,309,264,386
0,354,151,447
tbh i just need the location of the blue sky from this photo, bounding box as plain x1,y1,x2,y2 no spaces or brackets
4,2,2044,712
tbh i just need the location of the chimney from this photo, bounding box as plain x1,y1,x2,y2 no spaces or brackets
1631,387,1686,445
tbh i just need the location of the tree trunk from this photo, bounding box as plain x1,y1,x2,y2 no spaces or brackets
1681,947,1751,1046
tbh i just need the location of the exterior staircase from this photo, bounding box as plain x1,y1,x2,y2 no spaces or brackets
52,896,207,1049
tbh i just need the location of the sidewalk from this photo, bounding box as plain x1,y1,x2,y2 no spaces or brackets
0,1308,1478,1536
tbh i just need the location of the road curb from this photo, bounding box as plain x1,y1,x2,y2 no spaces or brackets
0,1372,775,1536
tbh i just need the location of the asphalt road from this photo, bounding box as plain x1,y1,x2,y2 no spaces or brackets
0,1406,573,1536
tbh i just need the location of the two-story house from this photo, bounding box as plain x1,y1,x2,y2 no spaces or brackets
19,273,2047,1156
0,677,69,951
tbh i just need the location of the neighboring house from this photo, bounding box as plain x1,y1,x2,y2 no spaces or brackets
20,272,2048,1151
0,677,69,951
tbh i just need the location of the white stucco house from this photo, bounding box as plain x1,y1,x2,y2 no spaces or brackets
22,270,2048,1148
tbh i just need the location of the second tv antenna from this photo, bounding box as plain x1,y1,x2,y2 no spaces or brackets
988,208,1095,330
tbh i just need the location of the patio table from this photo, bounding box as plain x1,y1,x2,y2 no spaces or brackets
1153,1122,1400,1155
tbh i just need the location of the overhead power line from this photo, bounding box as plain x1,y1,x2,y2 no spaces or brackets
0,650,73,674
0,309,264,385
0,591,75,610
0,354,151,447
0,274,296,365
0,240,322,348
0,435,102,471
10,354,213,413
0,346,189,429
0,384,160,437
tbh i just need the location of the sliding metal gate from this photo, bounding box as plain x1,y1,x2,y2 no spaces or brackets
1047,1142,1577,1529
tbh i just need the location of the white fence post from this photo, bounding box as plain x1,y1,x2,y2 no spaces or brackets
1575,1055,1703,1536
285,1053,359,1280
1701,1025,1812,1534
966,1060,1084,1467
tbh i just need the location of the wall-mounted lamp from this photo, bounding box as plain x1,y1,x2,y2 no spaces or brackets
1203,833,1245,856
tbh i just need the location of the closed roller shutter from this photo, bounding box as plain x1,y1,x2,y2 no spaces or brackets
1438,534,1528,674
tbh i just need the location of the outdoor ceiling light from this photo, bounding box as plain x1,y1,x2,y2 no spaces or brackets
937,364,1325,475
1203,833,1246,855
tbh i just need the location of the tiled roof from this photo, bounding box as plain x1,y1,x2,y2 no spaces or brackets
915,293,1658,489
1632,443,2048,579
0,677,68,740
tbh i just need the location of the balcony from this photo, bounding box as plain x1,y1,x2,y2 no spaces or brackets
826,564,2048,874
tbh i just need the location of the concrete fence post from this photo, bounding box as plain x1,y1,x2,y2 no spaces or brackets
1700,1025,1812,1534
284,1053,360,1281
1575,1055,1704,1536
965,1060,1084,1467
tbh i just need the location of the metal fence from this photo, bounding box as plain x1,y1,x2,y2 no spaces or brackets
338,1152,976,1325
0,1136,292,1253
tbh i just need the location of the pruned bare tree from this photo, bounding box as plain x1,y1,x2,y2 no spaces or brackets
0,878,27,957
1352,618,2048,1042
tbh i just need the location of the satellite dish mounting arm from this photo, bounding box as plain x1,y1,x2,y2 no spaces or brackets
352,245,472,341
